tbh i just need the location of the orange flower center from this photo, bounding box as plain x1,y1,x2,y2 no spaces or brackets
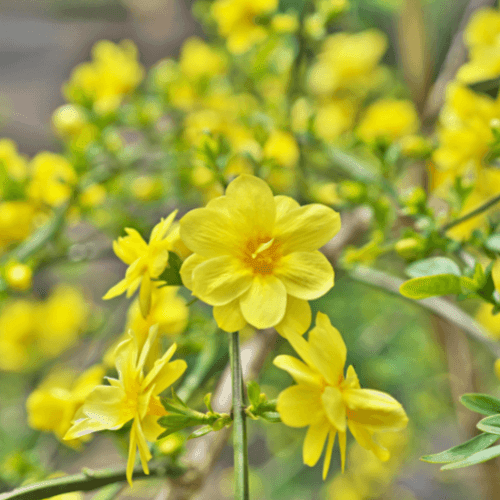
242,236,282,275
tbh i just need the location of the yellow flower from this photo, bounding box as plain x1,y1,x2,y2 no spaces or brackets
356,99,419,144
211,0,278,54
263,130,299,168
271,13,299,33
274,312,408,479
28,152,77,207
103,211,179,317
0,138,28,182
64,40,144,114
476,302,500,339
180,175,340,334
179,37,227,79
5,262,32,291
64,325,187,485
26,365,105,448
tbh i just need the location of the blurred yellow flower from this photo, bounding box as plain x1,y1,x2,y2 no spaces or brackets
263,130,299,168
180,174,340,333
356,99,419,144
103,211,179,317
211,0,278,54
179,37,227,79
274,312,408,479
80,184,106,207
476,301,500,339
64,325,187,485
0,138,28,182
5,262,32,291
27,365,105,448
64,40,144,114
271,13,299,33
28,152,77,207
52,104,88,137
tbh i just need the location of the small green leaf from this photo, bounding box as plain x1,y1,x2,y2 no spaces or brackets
441,444,500,470
477,415,500,435
158,252,183,286
187,425,213,440
204,393,213,413
486,234,500,252
421,433,499,463
405,257,461,279
460,393,500,416
399,274,462,299
247,381,261,408
260,411,281,423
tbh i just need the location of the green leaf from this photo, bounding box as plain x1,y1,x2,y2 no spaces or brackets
405,257,461,279
187,425,213,440
158,252,183,286
247,381,261,408
260,411,281,423
486,234,500,252
460,393,500,416
477,415,500,435
421,433,499,463
399,274,462,299
441,444,500,470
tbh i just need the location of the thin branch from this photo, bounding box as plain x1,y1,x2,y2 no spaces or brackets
349,266,500,357
0,465,184,500
440,193,500,233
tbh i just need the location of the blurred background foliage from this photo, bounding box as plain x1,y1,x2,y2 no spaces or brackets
1,0,500,499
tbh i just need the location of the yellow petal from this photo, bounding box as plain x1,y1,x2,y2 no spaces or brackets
341,365,360,390
144,359,187,396
192,255,253,305
285,329,315,367
273,355,322,387
139,273,152,318
303,418,330,467
63,417,110,440
137,324,159,373
275,296,311,337
343,388,408,431
125,276,141,298
275,204,341,253
347,420,390,461
493,258,500,292
322,429,337,480
275,251,334,300
149,210,177,244
308,312,346,386
142,342,177,389
149,248,170,278
240,275,287,329
321,386,346,432
338,430,346,472
180,207,240,258
114,229,147,264
213,299,247,332
180,253,207,290
274,195,300,221
114,333,138,388
127,423,138,486
276,385,323,427
102,278,130,300
83,386,131,429
141,413,165,442
134,419,152,474
224,174,276,234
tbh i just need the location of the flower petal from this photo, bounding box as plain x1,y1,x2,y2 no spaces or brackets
322,429,337,480
308,312,346,386
276,384,323,428
343,388,408,431
127,422,137,486
285,329,314,368
192,255,253,305
347,420,390,461
321,386,346,432
273,355,322,387
139,273,152,318
338,430,346,472
145,359,187,396
142,342,179,391
225,174,276,234
102,278,130,300
134,418,152,474
303,417,330,467
180,207,240,257
149,210,177,244
180,253,207,290
275,251,334,300
274,195,300,221
83,386,131,429
63,417,110,440
240,275,287,329
141,413,165,442
275,296,311,338
213,299,247,332
275,204,341,253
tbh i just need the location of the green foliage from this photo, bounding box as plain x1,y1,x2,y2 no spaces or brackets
399,274,462,299
460,394,500,416
405,257,461,278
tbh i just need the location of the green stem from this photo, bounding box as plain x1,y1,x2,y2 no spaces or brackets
440,193,500,233
229,331,249,500
0,465,184,500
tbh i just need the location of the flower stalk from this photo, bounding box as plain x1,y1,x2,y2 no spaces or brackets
229,331,249,500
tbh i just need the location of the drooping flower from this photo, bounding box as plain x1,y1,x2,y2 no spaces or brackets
103,211,179,317
64,325,187,485
179,174,340,335
274,312,408,479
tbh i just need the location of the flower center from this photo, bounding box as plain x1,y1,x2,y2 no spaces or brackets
242,236,281,275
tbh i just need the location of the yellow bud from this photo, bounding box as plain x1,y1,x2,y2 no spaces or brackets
52,105,87,137
271,13,299,33
157,433,184,455
395,237,426,260
5,263,33,291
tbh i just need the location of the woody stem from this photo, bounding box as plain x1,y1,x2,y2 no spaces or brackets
229,330,250,500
